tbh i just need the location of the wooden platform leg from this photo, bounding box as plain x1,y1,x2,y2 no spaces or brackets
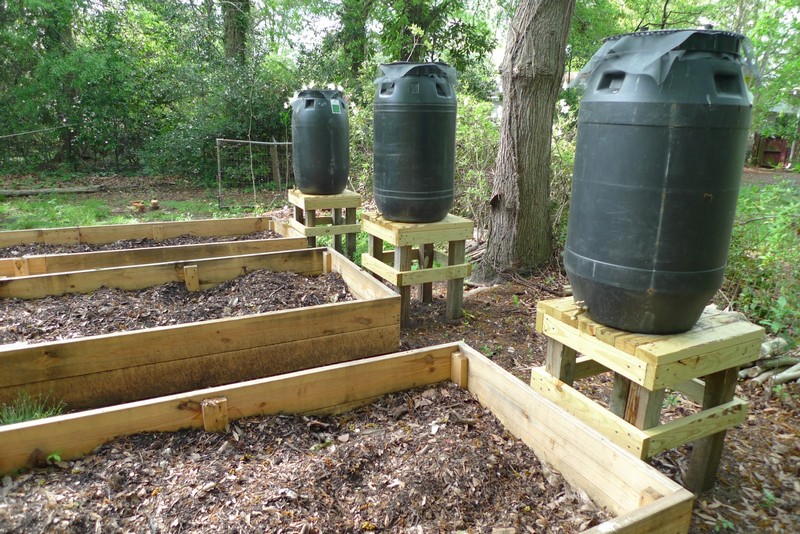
305,209,317,248
418,243,434,304
395,245,413,327
367,235,384,281
332,209,343,254
446,240,466,320
610,374,632,418
345,207,357,260
293,206,305,225
684,366,739,493
625,383,665,429
544,339,577,385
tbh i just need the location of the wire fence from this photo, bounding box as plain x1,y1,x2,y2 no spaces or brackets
215,138,293,208
0,125,71,172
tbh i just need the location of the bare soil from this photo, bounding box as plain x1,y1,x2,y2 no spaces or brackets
0,175,798,533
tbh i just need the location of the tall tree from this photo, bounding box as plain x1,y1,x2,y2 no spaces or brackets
222,0,251,62
473,0,575,282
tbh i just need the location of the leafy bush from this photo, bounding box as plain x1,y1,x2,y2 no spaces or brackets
722,180,800,340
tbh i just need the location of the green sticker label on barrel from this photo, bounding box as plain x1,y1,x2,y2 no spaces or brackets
330,100,342,114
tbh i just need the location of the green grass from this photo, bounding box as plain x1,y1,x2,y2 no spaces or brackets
0,195,260,230
0,391,66,425
723,180,800,341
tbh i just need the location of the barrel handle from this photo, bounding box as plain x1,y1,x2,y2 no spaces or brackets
597,71,625,93
379,82,396,96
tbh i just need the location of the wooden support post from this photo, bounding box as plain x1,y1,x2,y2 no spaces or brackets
201,397,229,433
305,209,317,248
684,366,740,493
446,240,466,320
610,374,632,418
394,245,413,327
451,351,469,388
367,235,384,281
151,224,165,242
625,384,665,429
332,209,344,253
322,251,332,274
345,207,357,260
293,206,305,225
183,265,200,292
544,339,577,385
418,243,434,303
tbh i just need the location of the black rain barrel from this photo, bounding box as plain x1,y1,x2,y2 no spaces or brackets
373,62,457,222
291,89,350,195
564,30,753,334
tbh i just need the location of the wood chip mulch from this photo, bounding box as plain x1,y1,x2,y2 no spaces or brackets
0,383,611,533
0,270,353,345
0,230,281,258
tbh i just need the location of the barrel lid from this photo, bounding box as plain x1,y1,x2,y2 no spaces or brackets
376,62,458,85
571,29,758,89
603,29,743,55
297,89,346,101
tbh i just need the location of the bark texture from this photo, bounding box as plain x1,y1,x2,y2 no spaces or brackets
473,0,575,283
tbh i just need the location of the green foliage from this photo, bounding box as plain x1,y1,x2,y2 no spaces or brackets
722,181,800,340
0,196,122,230
0,392,66,425
453,94,499,233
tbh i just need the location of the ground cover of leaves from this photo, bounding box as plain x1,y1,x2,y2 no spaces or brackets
0,270,352,345
0,383,610,533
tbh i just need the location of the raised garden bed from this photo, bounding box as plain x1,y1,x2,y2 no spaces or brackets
0,342,693,532
0,217,308,277
0,247,399,410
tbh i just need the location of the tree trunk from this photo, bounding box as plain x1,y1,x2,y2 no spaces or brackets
222,0,251,63
473,0,575,283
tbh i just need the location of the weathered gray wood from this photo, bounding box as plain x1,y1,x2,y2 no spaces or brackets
446,240,466,320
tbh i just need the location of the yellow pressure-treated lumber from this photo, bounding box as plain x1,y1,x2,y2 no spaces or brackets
0,345,455,475
202,397,229,432
458,344,690,522
360,253,399,285
0,248,325,299
0,342,692,532
529,367,647,456
0,217,272,247
650,338,762,389
361,212,473,247
287,188,360,210
0,238,307,278
289,218,361,237
642,398,748,458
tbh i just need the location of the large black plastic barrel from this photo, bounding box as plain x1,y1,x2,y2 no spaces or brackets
564,30,752,333
291,89,349,195
373,62,457,222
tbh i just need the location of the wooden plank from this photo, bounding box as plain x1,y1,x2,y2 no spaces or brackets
293,222,361,238
0,238,307,277
651,338,761,389
541,315,650,385
586,491,694,533
635,321,763,364
417,243,434,303
0,248,324,299
202,397,229,432
465,345,687,519
643,397,747,459
528,367,647,457
536,297,580,332
446,240,466,321
361,212,473,247
0,297,398,389
0,324,401,410
673,378,705,405
684,367,742,492
0,344,456,475
345,207,357,260
329,249,398,302
288,189,360,210
574,356,609,380
610,374,632,418
395,262,471,286
361,253,399,286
